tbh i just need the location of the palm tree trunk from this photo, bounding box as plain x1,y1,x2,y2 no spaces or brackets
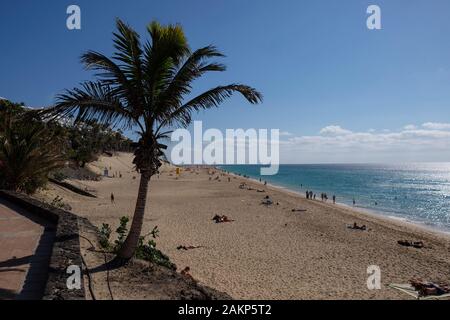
116,172,151,260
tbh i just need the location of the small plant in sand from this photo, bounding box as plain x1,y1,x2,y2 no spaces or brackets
114,216,130,249
99,217,175,270
135,226,176,270
49,195,72,211
99,223,112,249
52,171,67,182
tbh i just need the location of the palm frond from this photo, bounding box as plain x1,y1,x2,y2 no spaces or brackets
49,81,138,130
143,21,190,107
153,45,226,118
81,50,142,117
0,119,66,193
113,19,144,81
161,84,263,128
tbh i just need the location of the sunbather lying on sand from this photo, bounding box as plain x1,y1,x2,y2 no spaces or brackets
177,245,205,251
212,215,235,223
398,240,424,248
348,222,367,231
261,195,273,206
292,208,307,212
410,279,450,297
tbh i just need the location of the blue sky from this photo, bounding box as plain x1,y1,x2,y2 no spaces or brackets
1,1,450,163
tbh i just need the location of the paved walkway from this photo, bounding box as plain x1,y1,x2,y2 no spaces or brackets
0,199,55,300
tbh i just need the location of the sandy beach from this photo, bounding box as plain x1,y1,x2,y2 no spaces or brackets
37,153,450,300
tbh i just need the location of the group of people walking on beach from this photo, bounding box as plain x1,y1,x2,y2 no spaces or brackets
304,186,360,207
305,190,337,204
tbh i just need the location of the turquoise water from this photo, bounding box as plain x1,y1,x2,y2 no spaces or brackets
220,164,450,232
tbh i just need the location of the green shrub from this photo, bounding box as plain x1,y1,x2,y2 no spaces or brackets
45,196,72,211
100,217,175,270
0,103,66,194
52,171,67,182
135,226,176,270
114,216,129,250
99,223,112,249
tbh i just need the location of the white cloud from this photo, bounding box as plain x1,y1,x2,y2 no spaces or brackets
422,122,450,130
403,124,417,130
280,131,293,137
281,123,450,163
319,125,352,136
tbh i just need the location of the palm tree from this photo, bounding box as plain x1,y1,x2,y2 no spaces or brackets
47,19,262,262
0,113,66,194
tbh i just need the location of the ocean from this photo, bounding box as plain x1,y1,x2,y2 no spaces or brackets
220,163,450,233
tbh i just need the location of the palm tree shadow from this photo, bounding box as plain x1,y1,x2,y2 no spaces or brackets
0,256,31,268
87,258,127,274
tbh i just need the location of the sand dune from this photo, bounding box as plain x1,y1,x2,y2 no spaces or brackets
38,153,450,300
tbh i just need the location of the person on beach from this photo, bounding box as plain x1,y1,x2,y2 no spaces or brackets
306,190,309,199
111,193,115,204
333,195,336,204
313,194,316,200
353,198,356,206
310,191,313,199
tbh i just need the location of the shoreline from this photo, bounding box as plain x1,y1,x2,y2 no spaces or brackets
219,167,450,239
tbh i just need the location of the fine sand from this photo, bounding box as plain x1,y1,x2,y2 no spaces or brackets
37,153,450,300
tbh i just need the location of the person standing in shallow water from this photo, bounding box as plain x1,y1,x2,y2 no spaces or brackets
333,195,336,204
